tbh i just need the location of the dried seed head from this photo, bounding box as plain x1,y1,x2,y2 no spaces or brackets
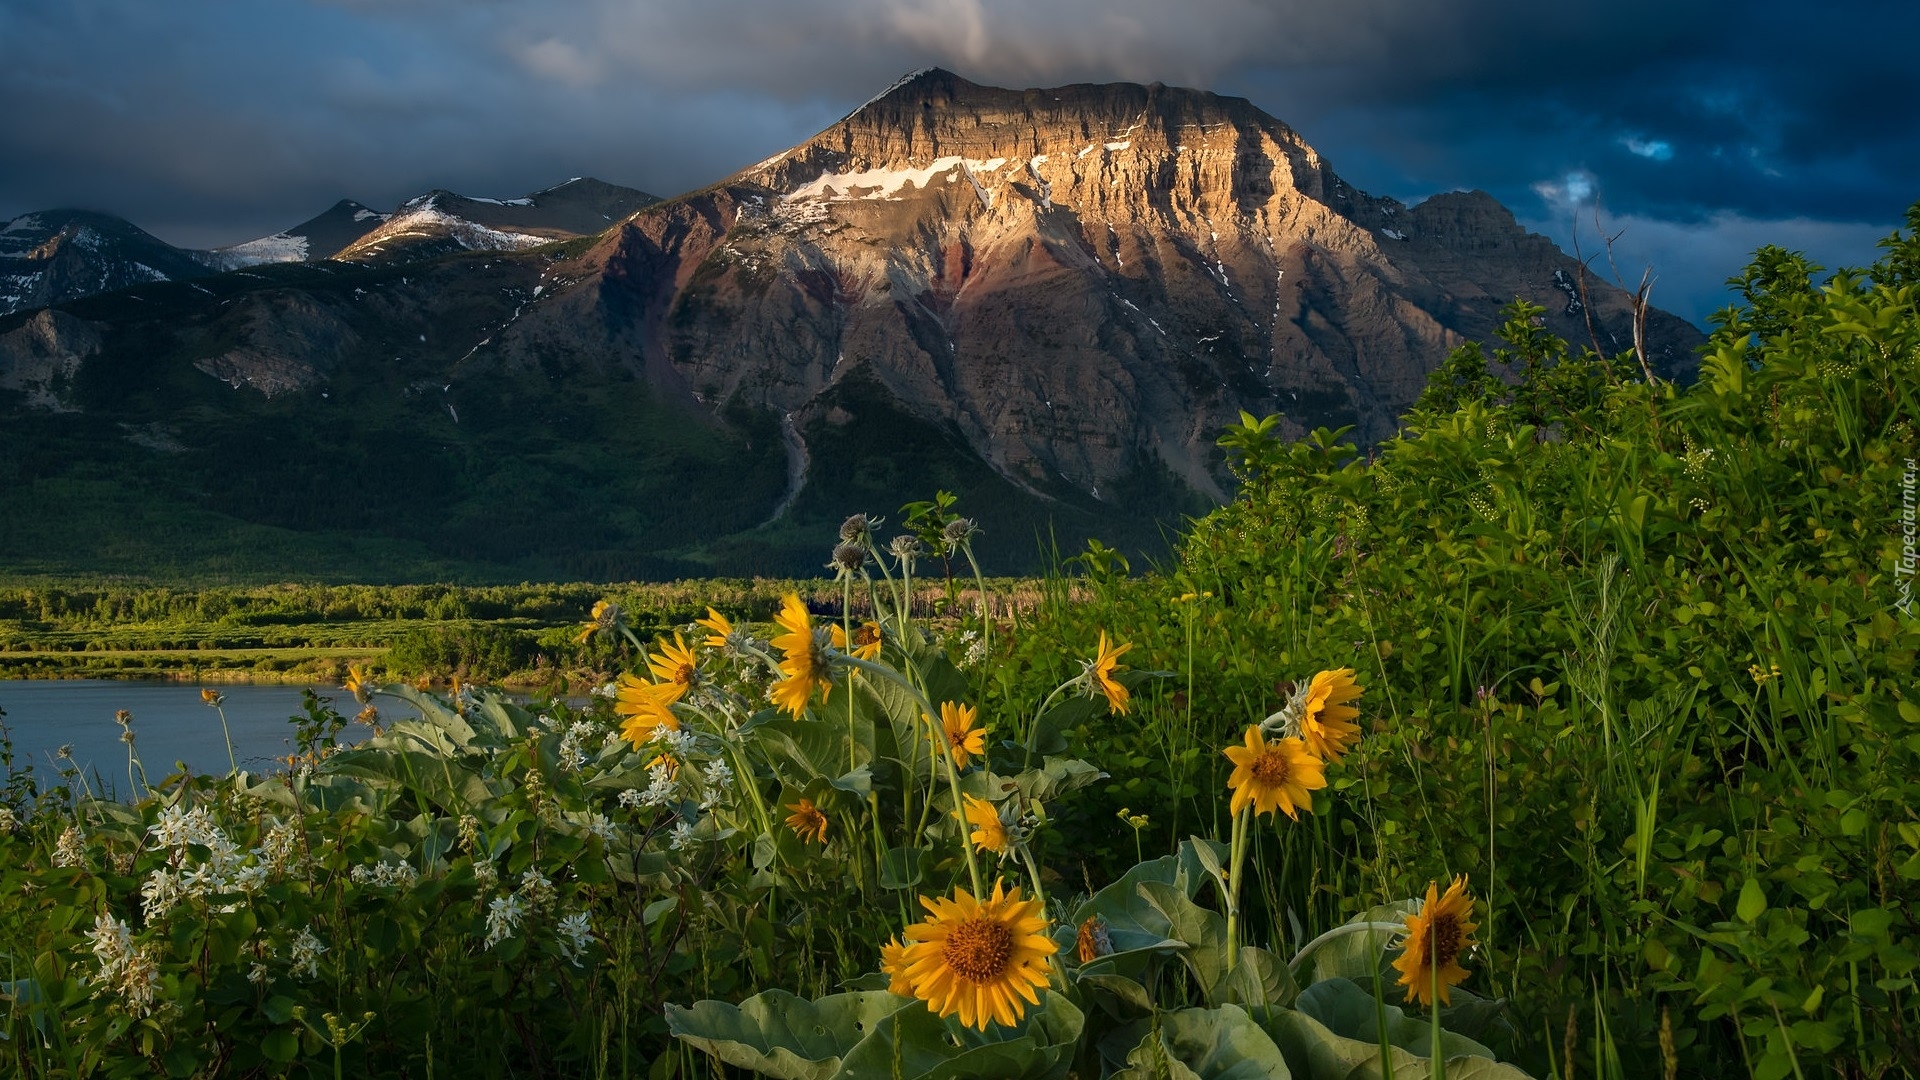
839,513,879,543
829,542,867,575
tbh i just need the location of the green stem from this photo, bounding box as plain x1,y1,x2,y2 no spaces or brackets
1016,843,1068,988
963,546,991,660
214,704,238,776
1225,803,1251,972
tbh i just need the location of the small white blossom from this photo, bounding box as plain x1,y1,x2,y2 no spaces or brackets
247,962,269,985
87,912,133,976
54,826,86,868
0,806,16,832
617,788,645,809
585,813,617,843
517,868,555,910
473,860,498,891
557,911,594,966
484,893,525,949
141,869,185,920
669,821,698,851
289,928,327,979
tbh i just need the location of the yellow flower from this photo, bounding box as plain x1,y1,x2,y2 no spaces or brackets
577,599,620,643
1223,726,1326,820
954,795,1008,855
900,881,1057,1030
770,594,834,717
646,632,701,704
848,620,883,661
342,663,375,704
1392,876,1479,1008
784,798,829,845
1075,915,1113,964
933,701,987,770
615,675,681,749
1299,668,1364,762
695,607,734,650
1089,632,1133,714
199,688,224,707
881,935,914,996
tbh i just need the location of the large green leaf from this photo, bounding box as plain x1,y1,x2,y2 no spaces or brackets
1137,880,1231,994
1294,978,1494,1060
665,989,911,1080
1261,1007,1535,1080
1009,757,1109,804
744,709,870,784
1209,946,1299,1011
832,989,1084,1080
1061,840,1228,983
1109,1005,1293,1080
1296,903,1417,986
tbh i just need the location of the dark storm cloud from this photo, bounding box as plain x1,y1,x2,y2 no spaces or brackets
2,0,1911,324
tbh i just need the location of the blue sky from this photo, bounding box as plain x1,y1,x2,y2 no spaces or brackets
2,0,1912,326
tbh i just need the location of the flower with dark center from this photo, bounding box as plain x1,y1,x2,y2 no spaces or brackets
900,880,1056,1030
1392,876,1479,1008
1223,726,1326,820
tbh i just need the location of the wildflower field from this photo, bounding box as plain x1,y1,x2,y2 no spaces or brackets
2,218,1918,1079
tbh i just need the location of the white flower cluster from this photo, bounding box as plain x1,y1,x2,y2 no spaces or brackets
289,928,327,979
557,911,594,966
0,806,16,833
143,803,267,915
669,820,698,851
349,860,420,889
557,722,592,771
86,912,158,1016
699,759,733,810
53,825,86,868
517,868,556,911
635,759,678,808
484,893,525,949
590,682,618,699
582,812,617,844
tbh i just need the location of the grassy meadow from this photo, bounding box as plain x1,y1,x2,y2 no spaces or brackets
2,218,1917,1079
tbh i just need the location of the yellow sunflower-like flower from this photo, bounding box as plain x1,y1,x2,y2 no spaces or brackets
577,599,621,643
646,632,701,704
881,935,914,996
1089,632,1133,714
900,880,1057,1030
1300,667,1364,762
1076,915,1113,964
1393,876,1479,1008
1223,726,1326,820
342,663,375,704
784,797,829,845
848,620,883,661
615,676,682,749
770,594,834,717
954,794,1009,855
695,607,734,650
933,701,987,770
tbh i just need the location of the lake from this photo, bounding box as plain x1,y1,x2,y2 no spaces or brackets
0,680,406,794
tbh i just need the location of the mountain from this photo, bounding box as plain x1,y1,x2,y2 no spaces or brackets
332,178,659,263
205,199,390,269
0,210,220,317
0,71,1704,582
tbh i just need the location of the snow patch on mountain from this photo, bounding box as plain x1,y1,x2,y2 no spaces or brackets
786,156,1010,203
205,233,311,270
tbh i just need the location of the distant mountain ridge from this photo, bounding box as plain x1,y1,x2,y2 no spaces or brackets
0,70,1703,581
0,178,658,316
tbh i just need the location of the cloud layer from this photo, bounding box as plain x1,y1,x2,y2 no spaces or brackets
3,0,1912,325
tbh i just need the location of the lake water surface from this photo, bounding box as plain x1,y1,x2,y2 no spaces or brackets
0,681,404,793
